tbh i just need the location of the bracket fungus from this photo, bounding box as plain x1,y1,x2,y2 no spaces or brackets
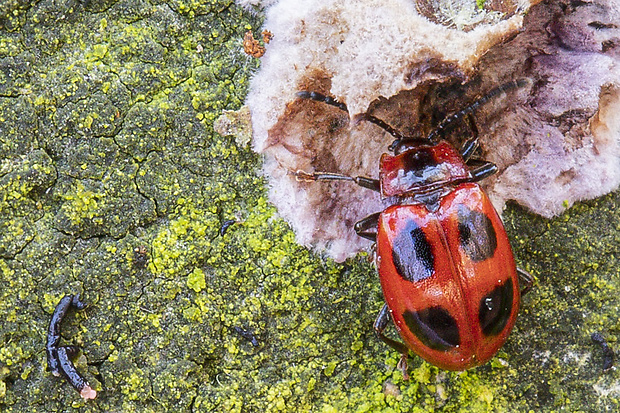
244,0,620,261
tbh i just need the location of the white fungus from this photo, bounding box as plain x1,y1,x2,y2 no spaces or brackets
243,0,620,261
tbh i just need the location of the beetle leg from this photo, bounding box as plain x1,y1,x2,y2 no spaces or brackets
294,170,380,192
374,304,410,379
459,137,479,161
354,212,380,241
396,355,410,381
468,160,498,181
517,267,535,296
374,304,410,354
459,114,481,161
368,242,377,262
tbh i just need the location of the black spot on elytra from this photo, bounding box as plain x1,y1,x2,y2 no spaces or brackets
457,205,497,262
479,279,514,336
403,307,460,351
392,220,434,282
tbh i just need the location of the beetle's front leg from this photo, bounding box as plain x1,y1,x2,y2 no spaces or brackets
294,170,380,192
374,304,410,380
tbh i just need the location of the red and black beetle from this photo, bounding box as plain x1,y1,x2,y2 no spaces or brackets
295,80,533,372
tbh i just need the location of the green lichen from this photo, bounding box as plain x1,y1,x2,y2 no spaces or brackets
187,267,207,292
0,0,619,412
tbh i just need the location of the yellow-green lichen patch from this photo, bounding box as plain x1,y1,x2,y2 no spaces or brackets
0,3,263,408
187,267,207,292
0,149,55,258
53,153,156,238
0,97,38,153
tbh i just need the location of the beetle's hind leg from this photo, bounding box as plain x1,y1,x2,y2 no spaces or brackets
517,267,535,296
374,304,410,380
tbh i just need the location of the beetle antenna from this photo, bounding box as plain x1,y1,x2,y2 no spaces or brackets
425,78,531,143
297,91,408,143
355,113,407,142
296,91,349,112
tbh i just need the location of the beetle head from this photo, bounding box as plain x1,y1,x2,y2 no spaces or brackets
390,137,434,155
